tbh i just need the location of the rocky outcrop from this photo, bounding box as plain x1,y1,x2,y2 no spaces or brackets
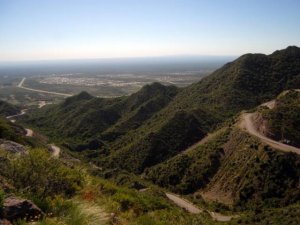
1,196,44,222
0,139,26,154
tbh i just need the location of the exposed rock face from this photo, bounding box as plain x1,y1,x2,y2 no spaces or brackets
0,139,26,154
2,196,44,222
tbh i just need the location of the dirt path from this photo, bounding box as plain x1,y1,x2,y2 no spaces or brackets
261,99,276,109
165,193,235,221
208,211,234,222
7,110,33,137
240,89,300,155
240,113,300,155
6,109,26,120
6,108,61,157
25,128,34,137
38,101,47,108
165,193,202,214
18,77,72,97
49,144,61,157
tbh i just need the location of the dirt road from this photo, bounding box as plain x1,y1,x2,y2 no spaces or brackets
165,193,202,214
38,101,47,108
6,109,26,120
49,145,60,157
165,193,235,221
25,128,34,137
240,89,300,155
208,211,234,222
17,77,72,97
17,77,26,87
6,110,61,157
240,113,300,155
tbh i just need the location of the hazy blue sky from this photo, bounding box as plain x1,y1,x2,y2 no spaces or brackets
0,0,300,61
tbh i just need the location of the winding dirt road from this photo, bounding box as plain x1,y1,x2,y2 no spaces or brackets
240,113,300,155
6,110,26,122
17,77,72,97
240,90,300,155
6,109,61,157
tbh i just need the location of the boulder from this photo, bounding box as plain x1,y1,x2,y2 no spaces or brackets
0,139,26,154
2,196,44,222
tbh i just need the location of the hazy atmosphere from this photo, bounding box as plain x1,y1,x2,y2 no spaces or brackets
1,0,300,61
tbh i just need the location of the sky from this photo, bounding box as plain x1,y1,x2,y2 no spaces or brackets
0,0,300,61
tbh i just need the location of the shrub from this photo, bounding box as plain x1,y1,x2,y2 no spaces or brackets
3,149,84,200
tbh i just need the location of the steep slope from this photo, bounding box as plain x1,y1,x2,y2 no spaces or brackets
24,46,300,174
0,117,27,144
0,100,20,117
198,92,300,207
107,110,214,172
144,128,230,194
145,117,300,209
25,83,178,141
164,46,300,117
200,128,300,209
141,89,300,211
260,90,300,147
104,46,300,172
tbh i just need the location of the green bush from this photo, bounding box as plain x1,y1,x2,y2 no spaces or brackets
111,188,169,215
2,149,84,200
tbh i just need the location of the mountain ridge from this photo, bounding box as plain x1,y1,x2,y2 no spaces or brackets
23,46,300,174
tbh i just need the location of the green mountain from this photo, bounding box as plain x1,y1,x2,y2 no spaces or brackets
23,46,300,174
0,100,20,117
25,83,178,140
2,46,300,224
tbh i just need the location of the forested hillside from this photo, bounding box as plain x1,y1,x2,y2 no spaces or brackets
23,46,300,173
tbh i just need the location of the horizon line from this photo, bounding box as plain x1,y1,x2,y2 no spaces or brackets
0,54,238,64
